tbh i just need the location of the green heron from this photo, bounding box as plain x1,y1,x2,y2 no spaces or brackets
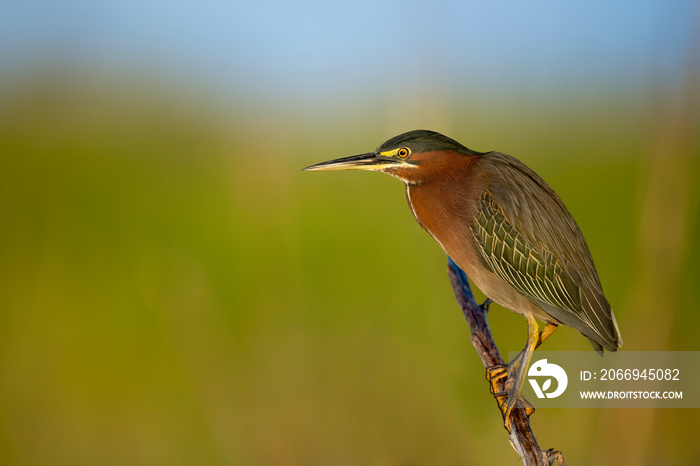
304,129,622,429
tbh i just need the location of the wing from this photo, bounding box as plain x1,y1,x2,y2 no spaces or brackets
470,152,622,351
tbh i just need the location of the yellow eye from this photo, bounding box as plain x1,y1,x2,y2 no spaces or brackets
397,148,410,158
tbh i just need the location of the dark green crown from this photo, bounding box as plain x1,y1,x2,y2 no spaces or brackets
378,130,483,156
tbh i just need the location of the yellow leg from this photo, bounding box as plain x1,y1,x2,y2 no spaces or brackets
502,314,540,432
536,323,558,349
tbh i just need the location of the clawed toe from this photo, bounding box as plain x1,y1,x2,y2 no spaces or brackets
486,363,535,431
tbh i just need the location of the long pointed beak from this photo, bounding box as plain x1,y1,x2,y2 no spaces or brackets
303,152,389,172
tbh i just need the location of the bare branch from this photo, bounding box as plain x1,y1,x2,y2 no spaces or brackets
446,257,565,466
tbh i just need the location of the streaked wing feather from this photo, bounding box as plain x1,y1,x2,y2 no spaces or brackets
470,152,620,350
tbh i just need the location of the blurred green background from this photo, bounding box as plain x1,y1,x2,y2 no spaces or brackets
1,1,699,465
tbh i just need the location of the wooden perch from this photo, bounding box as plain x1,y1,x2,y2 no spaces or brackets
446,257,566,466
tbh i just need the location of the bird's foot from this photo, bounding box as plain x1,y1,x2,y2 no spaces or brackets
501,391,535,432
486,363,535,432
486,363,508,394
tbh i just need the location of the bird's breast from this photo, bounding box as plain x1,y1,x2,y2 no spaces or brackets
408,184,474,259
405,160,485,277
405,162,542,316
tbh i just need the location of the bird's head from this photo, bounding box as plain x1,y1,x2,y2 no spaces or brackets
304,130,483,185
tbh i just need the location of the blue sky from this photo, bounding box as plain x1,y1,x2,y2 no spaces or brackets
0,1,696,101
